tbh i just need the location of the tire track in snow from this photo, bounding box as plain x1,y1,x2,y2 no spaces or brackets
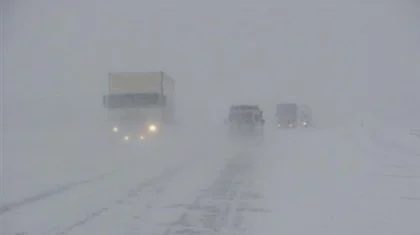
55,154,203,235
0,171,116,215
159,152,269,235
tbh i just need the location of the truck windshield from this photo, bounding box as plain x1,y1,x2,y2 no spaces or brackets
276,104,297,119
103,93,164,109
229,112,254,124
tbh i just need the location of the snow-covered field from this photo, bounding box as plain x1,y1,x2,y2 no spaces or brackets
411,129,420,139
2,126,120,206
1,125,420,235
254,127,420,235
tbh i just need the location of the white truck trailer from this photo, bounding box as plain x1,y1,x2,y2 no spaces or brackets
102,71,175,141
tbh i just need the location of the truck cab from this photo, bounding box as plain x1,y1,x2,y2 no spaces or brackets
103,92,164,141
276,103,298,128
298,104,312,128
102,72,175,142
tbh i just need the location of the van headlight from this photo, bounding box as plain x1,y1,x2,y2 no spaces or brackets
148,124,157,133
112,126,119,132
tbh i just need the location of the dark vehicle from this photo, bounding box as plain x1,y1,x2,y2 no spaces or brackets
276,103,298,128
228,105,265,138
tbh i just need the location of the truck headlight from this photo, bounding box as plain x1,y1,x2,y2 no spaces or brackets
112,126,118,132
124,135,130,141
302,122,307,126
148,124,157,133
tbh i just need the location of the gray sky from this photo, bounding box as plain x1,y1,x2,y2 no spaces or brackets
3,0,420,129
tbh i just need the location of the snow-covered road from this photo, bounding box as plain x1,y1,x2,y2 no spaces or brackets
1,126,419,235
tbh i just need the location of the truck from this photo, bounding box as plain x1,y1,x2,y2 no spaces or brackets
227,105,265,139
275,103,298,128
275,103,313,128
298,104,312,127
102,71,175,141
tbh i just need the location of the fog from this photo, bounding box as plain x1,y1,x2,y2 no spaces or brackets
2,2,420,234
3,0,420,130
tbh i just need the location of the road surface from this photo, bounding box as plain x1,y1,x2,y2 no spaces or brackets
1,126,419,235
